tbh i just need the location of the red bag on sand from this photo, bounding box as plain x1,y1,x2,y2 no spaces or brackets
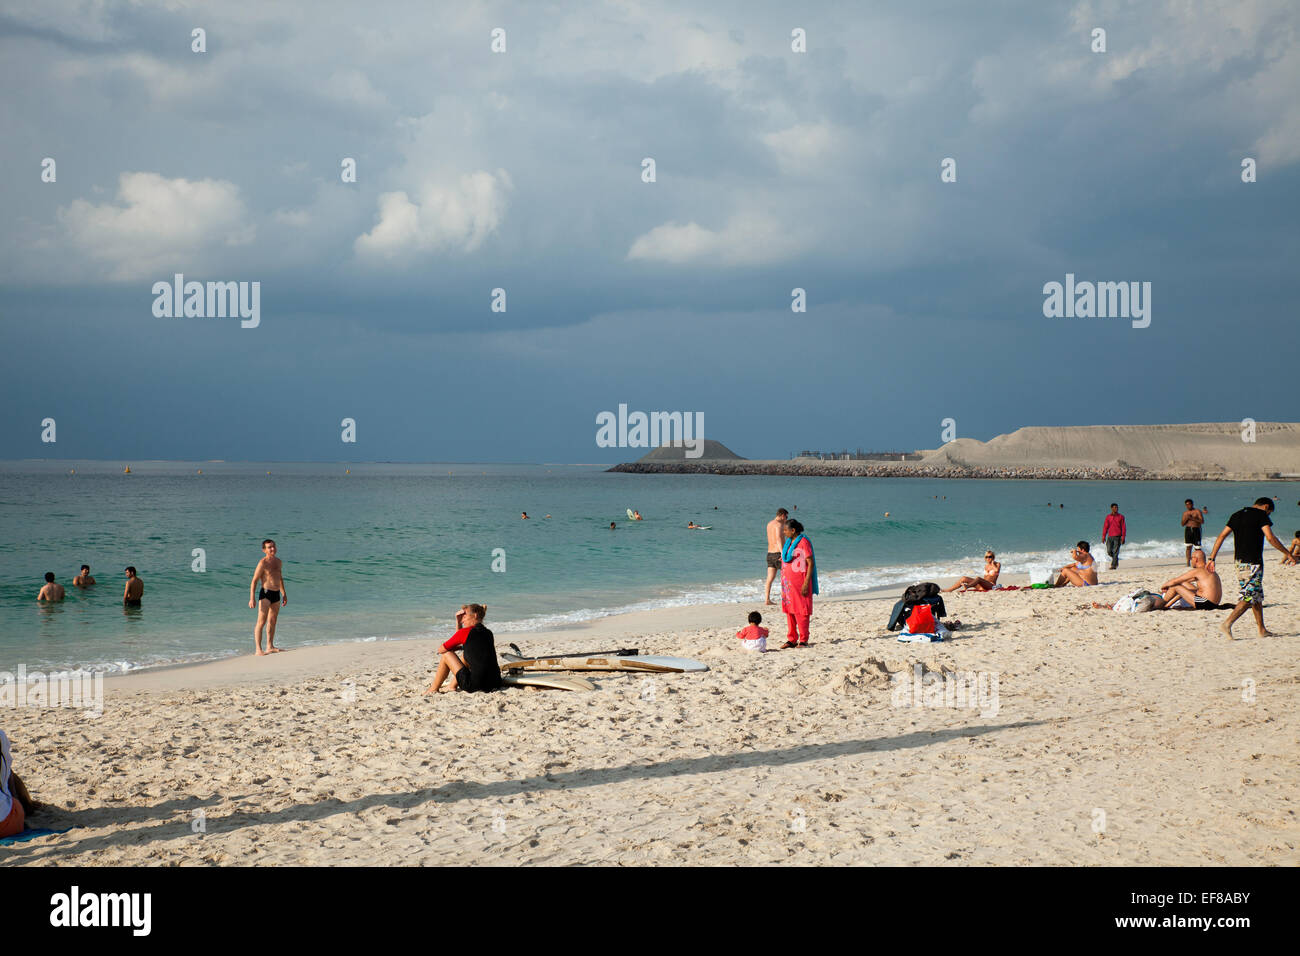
905,604,936,633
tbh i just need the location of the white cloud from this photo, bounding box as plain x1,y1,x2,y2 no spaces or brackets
762,123,840,174
57,172,255,280
353,169,512,259
627,212,805,266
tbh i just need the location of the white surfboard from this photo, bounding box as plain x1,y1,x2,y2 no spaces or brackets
506,655,708,674
633,655,709,672
626,508,636,519
504,656,680,673
501,673,597,692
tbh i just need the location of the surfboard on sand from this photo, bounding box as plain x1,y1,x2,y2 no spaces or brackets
502,654,709,674
501,673,597,692
503,656,679,673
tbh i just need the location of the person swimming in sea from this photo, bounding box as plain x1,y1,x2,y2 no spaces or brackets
123,566,144,606
37,572,65,602
249,539,287,655
73,564,95,588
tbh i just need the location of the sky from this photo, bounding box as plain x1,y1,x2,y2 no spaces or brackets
2,0,1298,463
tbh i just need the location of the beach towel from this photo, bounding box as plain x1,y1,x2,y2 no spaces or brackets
993,585,1021,591
0,825,72,845
898,622,950,643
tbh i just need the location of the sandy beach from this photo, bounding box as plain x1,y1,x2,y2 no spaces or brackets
3,556,1296,866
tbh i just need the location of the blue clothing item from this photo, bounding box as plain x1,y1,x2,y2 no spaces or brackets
781,534,819,595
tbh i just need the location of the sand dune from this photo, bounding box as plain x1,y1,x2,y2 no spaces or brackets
916,423,1300,478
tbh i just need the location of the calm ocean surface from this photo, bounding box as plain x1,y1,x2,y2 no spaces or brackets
2,460,1294,673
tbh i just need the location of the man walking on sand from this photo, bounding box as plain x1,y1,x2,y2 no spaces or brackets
1102,503,1126,569
764,508,789,605
1180,498,1206,566
1208,497,1296,638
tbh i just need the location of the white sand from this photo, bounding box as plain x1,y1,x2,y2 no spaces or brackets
3,557,1297,865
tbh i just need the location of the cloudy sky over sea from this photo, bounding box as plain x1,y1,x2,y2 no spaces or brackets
2,0,1297,462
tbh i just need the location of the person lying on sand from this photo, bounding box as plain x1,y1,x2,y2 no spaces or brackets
1054,542,1098,587
423,604,501,695
1158,549,1222,609
943,551,1001,592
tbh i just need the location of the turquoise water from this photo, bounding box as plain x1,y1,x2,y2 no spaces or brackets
2,460,1295,673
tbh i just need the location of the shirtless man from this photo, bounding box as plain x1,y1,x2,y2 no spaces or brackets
73,564,95,588
764,508,789,605
1054,542,1098,587
943,551,1001,592
1180,499,1206,566
37,572,65,602
123,566,144,606
249,539,287,655
1158,549,1222,609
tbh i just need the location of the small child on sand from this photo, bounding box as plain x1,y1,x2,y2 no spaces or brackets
1285,531,1300,564
735,611,769,651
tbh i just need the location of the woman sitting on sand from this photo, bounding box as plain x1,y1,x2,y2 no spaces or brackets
423,604,502,696
943,551,1001,592
780,519,818,648
1054,541,1099,587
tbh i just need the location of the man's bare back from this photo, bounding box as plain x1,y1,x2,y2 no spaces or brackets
766,518,784,553
38,582,65,601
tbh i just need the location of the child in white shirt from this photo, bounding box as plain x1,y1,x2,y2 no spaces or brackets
735,611,769,651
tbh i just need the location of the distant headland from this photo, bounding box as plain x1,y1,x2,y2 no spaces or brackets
608,423,1300,481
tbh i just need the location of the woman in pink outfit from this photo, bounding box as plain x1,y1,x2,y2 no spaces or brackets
779,519,817,647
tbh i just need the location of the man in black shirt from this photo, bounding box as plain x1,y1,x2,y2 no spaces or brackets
422,603,502,694
1207,497,1296,638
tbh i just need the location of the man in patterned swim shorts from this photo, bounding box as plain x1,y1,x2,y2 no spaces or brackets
1207,497,1296,639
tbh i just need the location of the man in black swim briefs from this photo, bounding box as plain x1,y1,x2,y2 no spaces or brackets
249,538,287,656
1181,498,1206,566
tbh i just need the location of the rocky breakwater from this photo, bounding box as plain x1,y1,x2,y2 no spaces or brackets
607,460,1155,479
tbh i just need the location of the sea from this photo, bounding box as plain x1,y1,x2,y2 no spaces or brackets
2,460,1294,674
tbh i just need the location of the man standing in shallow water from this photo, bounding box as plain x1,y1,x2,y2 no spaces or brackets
249,539,287,655
123,567,144,606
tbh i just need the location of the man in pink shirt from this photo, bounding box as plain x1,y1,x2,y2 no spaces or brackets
1102,503,1127,569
